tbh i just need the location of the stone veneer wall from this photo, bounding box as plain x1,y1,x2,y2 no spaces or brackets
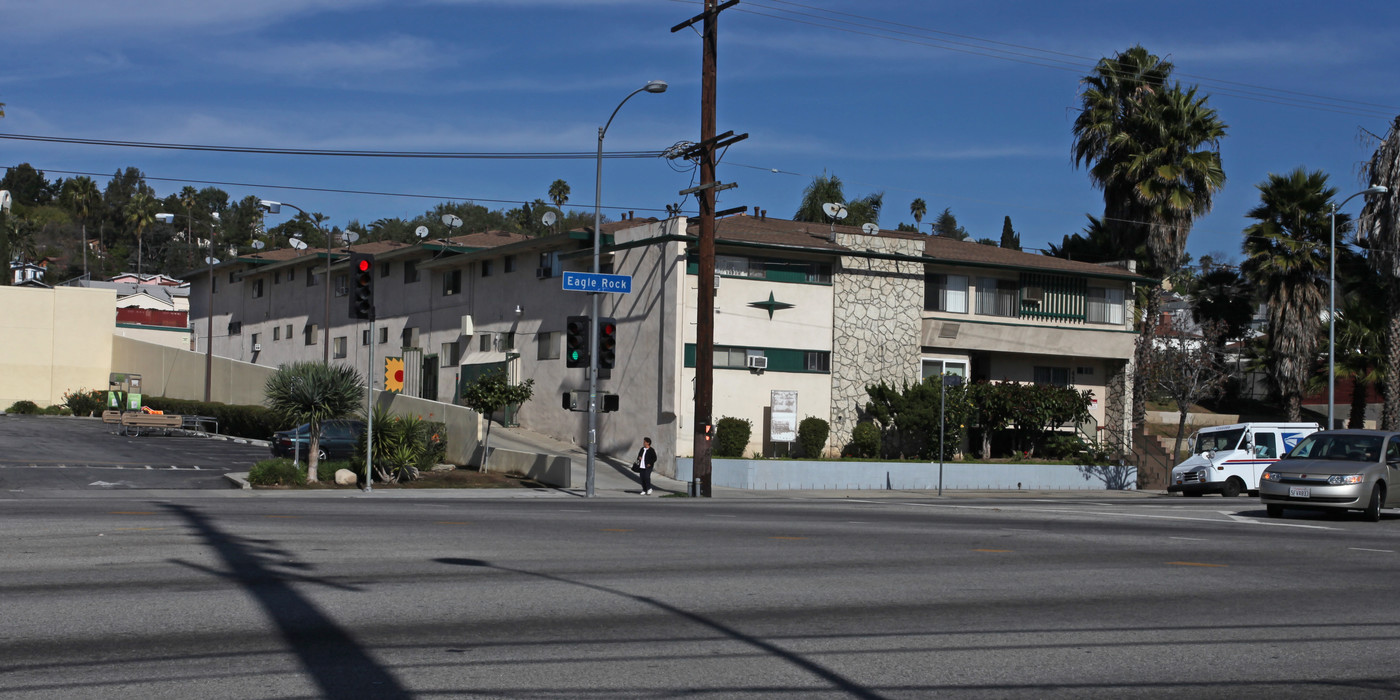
828,233,924,450
1103,358,1131,452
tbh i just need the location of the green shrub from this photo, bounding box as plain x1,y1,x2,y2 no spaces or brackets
141,397,283,440
850,421,881,458
1040,433,1087,460
714,416,751,458
797,416,830,458
6,400,41,415
356,406,443,483
62,389,105,417
316,459,356,483
41,405,72,416
248,458,307,486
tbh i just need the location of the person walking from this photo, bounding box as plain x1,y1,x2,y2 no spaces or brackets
634,437,658,495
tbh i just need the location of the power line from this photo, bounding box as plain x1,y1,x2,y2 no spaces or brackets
0,133,667,160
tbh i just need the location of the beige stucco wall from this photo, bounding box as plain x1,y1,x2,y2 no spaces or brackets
0,285,116,408
114,324,193,350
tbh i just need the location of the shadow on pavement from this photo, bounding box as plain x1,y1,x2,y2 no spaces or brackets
164,503,411,699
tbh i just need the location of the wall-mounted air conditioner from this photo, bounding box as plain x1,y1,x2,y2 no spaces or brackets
1022,286,1044,304
461,314,474,336
747,355,768,370
252,343,262,352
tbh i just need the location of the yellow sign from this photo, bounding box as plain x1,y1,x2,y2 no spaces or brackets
384,357,404,392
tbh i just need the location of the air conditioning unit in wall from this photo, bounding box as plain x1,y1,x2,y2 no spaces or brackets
252,343,262,352
461,314,474,336
1022,286,1044,304
747,355,768,370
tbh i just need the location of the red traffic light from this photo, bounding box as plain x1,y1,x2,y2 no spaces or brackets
357,259,371,272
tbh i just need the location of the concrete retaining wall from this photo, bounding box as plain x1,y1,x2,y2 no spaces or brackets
675,458,1136,491
478,448,570,488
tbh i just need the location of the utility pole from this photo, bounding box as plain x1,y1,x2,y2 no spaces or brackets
673,0,743,497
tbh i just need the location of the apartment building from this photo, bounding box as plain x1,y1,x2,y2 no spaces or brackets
187,213,1143,467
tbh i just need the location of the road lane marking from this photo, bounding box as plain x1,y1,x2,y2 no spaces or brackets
264,515,301,519
435,521,473,525
974,548,1013,553
1350,547,1394,553
1168,561,1227,567
1001,528,1037,532
601,528,633,532
706,514,737,518
1170,537,1208,541
114,527,165,531
770,536,808,540
895,502,1341,530
109,511,155,515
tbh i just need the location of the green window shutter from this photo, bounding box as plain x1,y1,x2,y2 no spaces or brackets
684,343,696,368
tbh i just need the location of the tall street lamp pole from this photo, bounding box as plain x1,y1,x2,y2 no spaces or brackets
260,200,334,365
587,80,667,498
1329,184,1388,429
158,211,220,402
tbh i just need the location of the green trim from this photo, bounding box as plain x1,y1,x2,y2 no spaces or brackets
116,323,191,334
924,315,1139,334
684,343,831,373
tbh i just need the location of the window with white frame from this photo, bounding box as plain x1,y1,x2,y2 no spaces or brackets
441,341,458,366
924,273,968,313
333,336,347,359
1087,286,1125,325
922,358,967,380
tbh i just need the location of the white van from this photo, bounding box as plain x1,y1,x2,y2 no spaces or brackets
1169,422,1319,497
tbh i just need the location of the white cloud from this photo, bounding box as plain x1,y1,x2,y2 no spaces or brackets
0,0,378,37
216,36,442,78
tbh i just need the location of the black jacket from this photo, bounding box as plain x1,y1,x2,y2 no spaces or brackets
635,445,657,469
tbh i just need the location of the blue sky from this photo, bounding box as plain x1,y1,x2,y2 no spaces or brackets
3,0,1398,264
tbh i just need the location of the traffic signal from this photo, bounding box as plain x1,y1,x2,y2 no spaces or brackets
349,254,375,320
565,316,590,368
597,317,618,369
601,393,619,412
701,423,713,442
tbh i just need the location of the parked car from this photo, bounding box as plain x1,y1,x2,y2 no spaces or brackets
1258,429,1400,522
1169,422,1319,497
270,419,366,461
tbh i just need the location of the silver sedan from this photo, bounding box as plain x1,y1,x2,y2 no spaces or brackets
1258,429,1400,522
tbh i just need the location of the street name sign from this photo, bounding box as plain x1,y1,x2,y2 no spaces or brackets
562,271,632,294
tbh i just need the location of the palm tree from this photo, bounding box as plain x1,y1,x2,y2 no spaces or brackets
1072,45,1227,424
910,198,927,231
1359,115,1400,428
264,362,365,482
1336,291,1385,429
1240,168,1341,422
548,179,570,208
124,191,158,278
63,176,101,279
793,172,847,222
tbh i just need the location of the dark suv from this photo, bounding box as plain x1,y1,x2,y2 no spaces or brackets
270,419,366,461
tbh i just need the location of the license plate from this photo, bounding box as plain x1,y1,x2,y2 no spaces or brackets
1290,486,1311,498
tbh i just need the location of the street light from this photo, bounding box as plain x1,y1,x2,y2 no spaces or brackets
586,79,667,498
158,210,221,402
260,200,334,365
1329,184,1388,429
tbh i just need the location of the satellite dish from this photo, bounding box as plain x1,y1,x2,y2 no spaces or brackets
343,231,360,244
415,225,430,239
541,211,558,227
822,202,848,220
252,240,265,250
289,238,309,250
205,257,220,265
861,223,879,236
441,214,462,229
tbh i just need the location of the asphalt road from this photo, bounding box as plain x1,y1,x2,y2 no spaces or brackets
0,415,271,491
4,492,1400,699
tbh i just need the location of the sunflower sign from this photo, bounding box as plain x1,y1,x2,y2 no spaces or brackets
384,357,405,393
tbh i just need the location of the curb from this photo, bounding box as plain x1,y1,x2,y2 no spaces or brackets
225,472,252,490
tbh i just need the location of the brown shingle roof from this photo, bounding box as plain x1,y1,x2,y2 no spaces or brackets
692,214,1145,279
